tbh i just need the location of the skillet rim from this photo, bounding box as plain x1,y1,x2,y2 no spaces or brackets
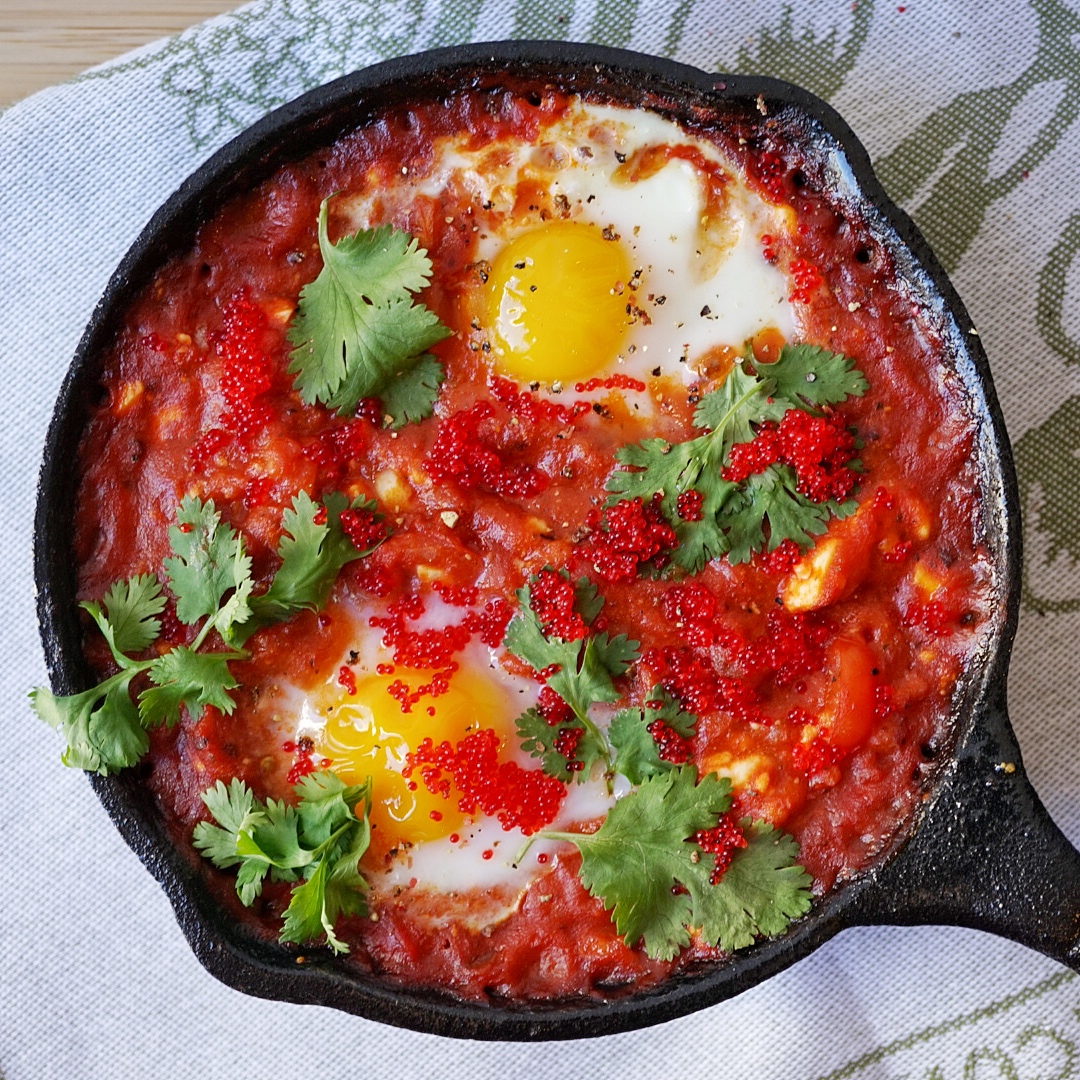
34,40,1022,1039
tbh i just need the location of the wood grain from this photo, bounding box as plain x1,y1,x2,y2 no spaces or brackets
0,2,243,107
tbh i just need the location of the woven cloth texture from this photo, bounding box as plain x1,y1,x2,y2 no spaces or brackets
2,1,1079,1077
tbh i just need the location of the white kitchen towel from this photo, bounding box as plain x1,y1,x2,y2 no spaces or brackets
2,1,1079,1078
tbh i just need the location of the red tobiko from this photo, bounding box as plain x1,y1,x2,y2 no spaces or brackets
529,568,587,642
693,814,749,884
741,609,831,687
776,409,858,504
645,645,764,725
340,505,389,552
192,290,279,464
424,400,549,499
582,495,677,582
723,408,858,505
404,728,566,834
646,718,692,764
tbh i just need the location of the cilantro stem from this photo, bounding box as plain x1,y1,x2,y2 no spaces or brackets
567,702,616,787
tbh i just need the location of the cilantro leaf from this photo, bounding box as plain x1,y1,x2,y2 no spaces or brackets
504,575,639,705
516,706,575,776
139,647,240,727
292,770,369,847
235,799,310,876
193,778,264,869
35,574,166,772
163,496,252,636
281,810,371,953
686,819,813,952
543,768,811,959
515,707,608,783
503,588,581,676
31,673,148,775
378,352,446,429
36,490,377,776
669,479,738,574
608,342,868,568
505,572,640,784
82,574,166,659
692,364,778,450
287,199,451,421
196,790,306,906
609,687,698,786
546,629,640,722
573,577,606,625
587,631,640,682
722,466,825,563
607,707,664,786
643,686,699,739
546,768,731,960
606,437,711,523
760,343,869,412
237,491,380,644
195,771,372,954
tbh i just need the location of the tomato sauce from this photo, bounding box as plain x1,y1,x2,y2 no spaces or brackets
72,82,994,1002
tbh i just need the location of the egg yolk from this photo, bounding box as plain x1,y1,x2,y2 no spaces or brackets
485,220,634,383
315,667,515,857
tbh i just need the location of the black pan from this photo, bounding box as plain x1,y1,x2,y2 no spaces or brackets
33,41,1080,1040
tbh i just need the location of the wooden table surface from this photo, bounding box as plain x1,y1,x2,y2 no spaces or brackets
0,2,243,108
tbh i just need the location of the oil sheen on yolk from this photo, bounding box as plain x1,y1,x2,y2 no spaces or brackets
485,220,633,383
316,668,512,855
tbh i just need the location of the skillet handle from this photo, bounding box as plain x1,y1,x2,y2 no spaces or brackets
858,698,1080,969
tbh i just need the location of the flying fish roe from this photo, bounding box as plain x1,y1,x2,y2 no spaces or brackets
644,646,764,724
676,489,704,521
788,257,825,305
646,719,692,763
660,582,738,650
693,814,749,884
722,410,857,504
425,400,550,499
404,728,566,834
581,495,677,582
370,594,473,669
192,290,281,462
741,609,832,687
340,505,389,551
337,665,358,695
529,568,587,642
488,374,590,424
552,726,586,771
905,599,956,637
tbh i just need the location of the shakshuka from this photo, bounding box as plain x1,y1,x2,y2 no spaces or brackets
60,80,994,1002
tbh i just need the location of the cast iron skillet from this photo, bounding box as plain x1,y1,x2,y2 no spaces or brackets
34,41,1080,1039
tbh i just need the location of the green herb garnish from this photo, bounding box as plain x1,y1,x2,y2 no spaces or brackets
287,196,452,425
505,570,638,785
507,570,813,959
32,491,383,774
607,342,868,571
194,771,372,955
540,768,812,959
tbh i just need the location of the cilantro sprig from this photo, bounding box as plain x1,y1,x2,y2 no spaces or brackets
287,196,452,425
506,571,697,788
507,569,813,959
506,573,639,786
540,768,813,959
607,342,868,571
194,771,372,955
32,490,384,775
